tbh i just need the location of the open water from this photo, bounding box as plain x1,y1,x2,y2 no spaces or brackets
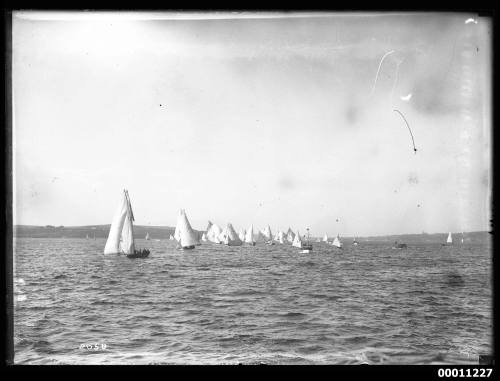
13,237,492,364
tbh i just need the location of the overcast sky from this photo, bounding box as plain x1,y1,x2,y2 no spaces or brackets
12,12,491,236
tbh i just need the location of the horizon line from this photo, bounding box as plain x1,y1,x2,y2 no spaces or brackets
12,224,488,238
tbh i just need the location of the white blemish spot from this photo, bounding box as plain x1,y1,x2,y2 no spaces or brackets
401,93,412,101
465,18,478,24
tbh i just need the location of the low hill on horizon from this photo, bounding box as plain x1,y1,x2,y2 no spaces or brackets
13,224,180,239
13,225,491,244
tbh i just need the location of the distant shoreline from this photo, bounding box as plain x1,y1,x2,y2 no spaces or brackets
12,225,491,243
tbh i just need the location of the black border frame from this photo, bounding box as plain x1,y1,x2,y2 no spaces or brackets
2,2,497,378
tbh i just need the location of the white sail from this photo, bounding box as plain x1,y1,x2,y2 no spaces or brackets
207,222,223,243
292,230,303,248
218,226,228,242
104,191,129,254
206,221,213,233
273,231,280,241
277,231,285,244
169,234,174,240
332,235,342,248
174,214,181,242
201,232,207,241
175,209,199,247
262,225,272,241
447,232,452,244
254,230,267,243
322,234,328,242
120,212,135,254
224,223,243,246
286,228,295,243
245,224,255,244
238,228,246,242
145,232,150,240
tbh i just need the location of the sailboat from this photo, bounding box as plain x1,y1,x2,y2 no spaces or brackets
254,230,267,244
145,232,150,240
292,230,312,252
201,232,207,242
220,223,243,246
206,221,223,244
174,209,199,250
277,231,285,244
332,235,343,249
392,241,407,249
461,232,464,244
352,237,359,246
322,234,328,243
169,234,174,240
244,224,256,246
273,231,280,242
301,229,313,253
286,228,295,243
292,231,303,248
447,232,453,245
238,228,246,242
262,225,274,245
104,189,149,258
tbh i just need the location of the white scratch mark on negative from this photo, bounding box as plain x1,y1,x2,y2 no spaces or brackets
401,93,412,101
369,50,395,97
465,18,478,24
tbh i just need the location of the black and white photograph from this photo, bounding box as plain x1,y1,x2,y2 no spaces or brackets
10,11,492,365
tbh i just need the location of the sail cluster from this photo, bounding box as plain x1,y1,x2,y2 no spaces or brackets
104,192,343,253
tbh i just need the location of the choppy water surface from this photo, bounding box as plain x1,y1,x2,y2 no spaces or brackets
13,238,492,364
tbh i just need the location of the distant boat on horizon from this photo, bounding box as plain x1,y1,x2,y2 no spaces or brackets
392,240,407,249
145,232,150,240
442,232,453,246
262,225,274,245
292,230,312,252
332,235,342,249
104,189,149,258
322,234,328,243
352,237,359,246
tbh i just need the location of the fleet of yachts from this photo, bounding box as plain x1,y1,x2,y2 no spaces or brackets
102,190,457,257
